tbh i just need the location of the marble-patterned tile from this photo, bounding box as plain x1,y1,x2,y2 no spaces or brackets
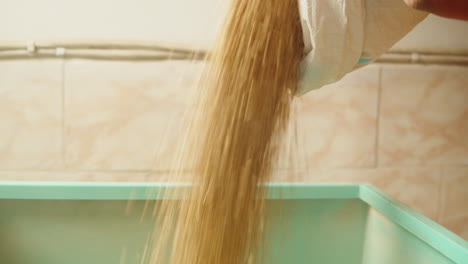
64,60,203,170
0,60,63,169
270,168,325,182
379,65,468,166
0,171,148,182
289,65,379,169
439,167,468,240
146,171,191,182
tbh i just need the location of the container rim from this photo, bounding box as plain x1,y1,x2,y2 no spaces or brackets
0,181,466,262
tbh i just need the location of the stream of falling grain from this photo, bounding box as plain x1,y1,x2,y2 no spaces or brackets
148,0,304,263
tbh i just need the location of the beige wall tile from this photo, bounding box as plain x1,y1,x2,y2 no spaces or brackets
0,59,62,169
64,60,202,170
0,171,149,182
289,65,379,169
270,169,325,182
64,60,378,171
439,167,468,240
146,171,190,182
379,65,468,166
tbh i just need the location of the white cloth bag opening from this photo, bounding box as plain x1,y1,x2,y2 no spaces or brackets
296,0,428,96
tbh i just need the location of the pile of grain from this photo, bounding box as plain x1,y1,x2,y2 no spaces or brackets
149,0,303,263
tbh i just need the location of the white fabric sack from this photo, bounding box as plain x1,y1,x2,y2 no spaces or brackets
296,0,428,96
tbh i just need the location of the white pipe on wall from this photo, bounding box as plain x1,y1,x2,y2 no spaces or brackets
0,40,207,54
0,40,467,65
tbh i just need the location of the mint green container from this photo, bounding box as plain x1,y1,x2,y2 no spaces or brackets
0,182,466,264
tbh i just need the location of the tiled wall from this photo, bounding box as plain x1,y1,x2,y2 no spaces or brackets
0,58,467,239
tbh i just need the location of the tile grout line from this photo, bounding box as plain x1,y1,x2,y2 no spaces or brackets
374,65,383,168
0,169,177,173
436,166,444,223
0,165,452,173
61,59,66,169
